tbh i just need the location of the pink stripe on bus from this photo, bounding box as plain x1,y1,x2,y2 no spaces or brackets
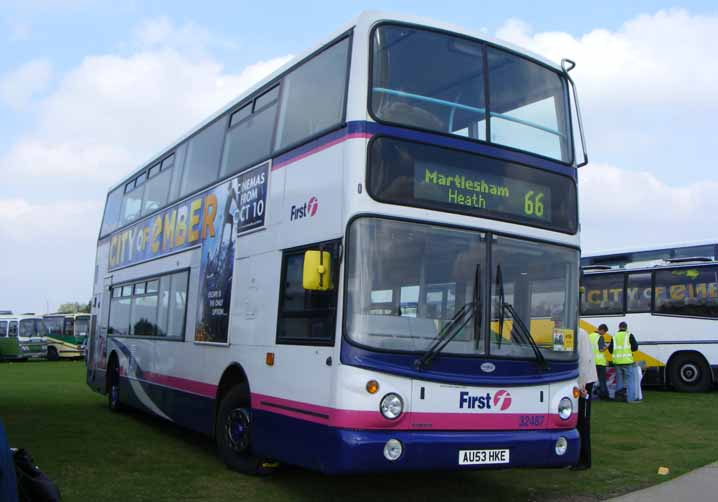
120,366,578,431
251,393,577,431
271,132,372,171
126,370,217,399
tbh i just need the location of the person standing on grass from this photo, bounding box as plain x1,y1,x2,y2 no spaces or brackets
590,324,610,399
574,328,598,469
609,321,640,403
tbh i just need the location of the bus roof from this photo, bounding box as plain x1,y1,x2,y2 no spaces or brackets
0,314,44,321
583,240,718,259
43,313,91,319
104,10,568,196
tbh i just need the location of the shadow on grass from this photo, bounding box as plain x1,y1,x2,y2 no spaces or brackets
109,403,563,502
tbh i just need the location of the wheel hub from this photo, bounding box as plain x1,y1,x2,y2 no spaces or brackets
226,408,251,453
680,363,699,383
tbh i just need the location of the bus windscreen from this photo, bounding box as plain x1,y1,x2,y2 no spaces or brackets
368,137,577,234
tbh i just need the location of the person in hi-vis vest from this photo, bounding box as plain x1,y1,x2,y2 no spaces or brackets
590,324,609,399
608,321,640,402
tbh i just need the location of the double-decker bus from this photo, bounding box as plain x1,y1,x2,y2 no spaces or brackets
0,314,49,360
86,12,589,474
581,241,718,392
43,313,92,360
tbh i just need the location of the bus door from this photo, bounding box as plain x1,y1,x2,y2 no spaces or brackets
270,241,340,407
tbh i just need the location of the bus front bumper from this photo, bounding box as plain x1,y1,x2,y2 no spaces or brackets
323,428,580,474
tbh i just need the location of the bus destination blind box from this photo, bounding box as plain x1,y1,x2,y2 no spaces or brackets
368,138,578,234
414,162,552,223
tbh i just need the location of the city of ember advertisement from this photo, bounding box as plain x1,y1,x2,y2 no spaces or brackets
413,162,552,223
108,191,220,271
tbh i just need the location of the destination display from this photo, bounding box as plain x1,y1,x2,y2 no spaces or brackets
414,162,551,223
368,137,577,234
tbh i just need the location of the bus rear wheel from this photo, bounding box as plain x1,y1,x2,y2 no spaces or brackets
669,353,711,393
47,346,60,361
216,385,274,476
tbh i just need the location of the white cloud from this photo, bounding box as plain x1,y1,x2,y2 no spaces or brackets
1,19,292,185
0,197,102,313
496,9,718,108
579,163,718,252
0,197,101,242
0,59,52,109
0,17,293,313
495,10,718,171
133,17,240,54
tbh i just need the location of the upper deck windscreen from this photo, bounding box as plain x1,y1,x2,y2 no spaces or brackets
371,24,572,163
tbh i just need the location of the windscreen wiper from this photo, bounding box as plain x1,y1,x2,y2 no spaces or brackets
495,264,548,370
503,302,548,370
415,264,481,370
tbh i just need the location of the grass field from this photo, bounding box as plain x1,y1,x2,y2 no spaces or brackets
1,361,716,501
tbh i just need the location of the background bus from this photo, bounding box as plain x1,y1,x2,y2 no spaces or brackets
87,11,588,474
0,314,49,360
580,241,718,392
44,313,91,360
0,314,25,361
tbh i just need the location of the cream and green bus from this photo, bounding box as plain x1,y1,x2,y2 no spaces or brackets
43,313,91,360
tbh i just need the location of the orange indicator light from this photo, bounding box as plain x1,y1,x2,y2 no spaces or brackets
366,380,379,394
266,352,275,366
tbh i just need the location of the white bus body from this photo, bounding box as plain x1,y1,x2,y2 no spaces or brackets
581,242,718,392
87,12,587,474
0,314,49,360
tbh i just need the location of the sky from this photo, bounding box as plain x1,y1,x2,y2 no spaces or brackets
1,0,717,313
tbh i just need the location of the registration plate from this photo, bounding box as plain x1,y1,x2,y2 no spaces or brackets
458,449,510,465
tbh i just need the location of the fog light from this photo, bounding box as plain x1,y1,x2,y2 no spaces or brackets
558,397,573,420
380,393,404,420
555,436,568,456
383,439,403,461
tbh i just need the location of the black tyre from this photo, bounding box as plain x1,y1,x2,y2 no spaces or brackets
107,358,122,411
216,385,275,475
669,353,711,393
47,346,60,361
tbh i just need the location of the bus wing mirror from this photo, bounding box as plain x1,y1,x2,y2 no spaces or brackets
303,250,333,291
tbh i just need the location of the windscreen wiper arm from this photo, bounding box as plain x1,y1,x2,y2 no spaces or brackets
495,264,548,370
502,302,548,370
415,264,481,370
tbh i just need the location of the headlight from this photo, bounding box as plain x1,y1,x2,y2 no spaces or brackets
558,397,573,420
555,436,568,456
383,439,403,461
380,393,404,420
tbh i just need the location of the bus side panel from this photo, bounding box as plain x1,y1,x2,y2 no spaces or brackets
276,138,345,250
582,313,718,383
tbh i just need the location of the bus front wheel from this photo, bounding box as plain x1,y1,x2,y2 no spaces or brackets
669,353,711,393
47,346,59,361
216,385,274,476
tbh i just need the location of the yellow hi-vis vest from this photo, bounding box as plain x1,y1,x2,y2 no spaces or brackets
612,330,634,365
589,332,607,366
